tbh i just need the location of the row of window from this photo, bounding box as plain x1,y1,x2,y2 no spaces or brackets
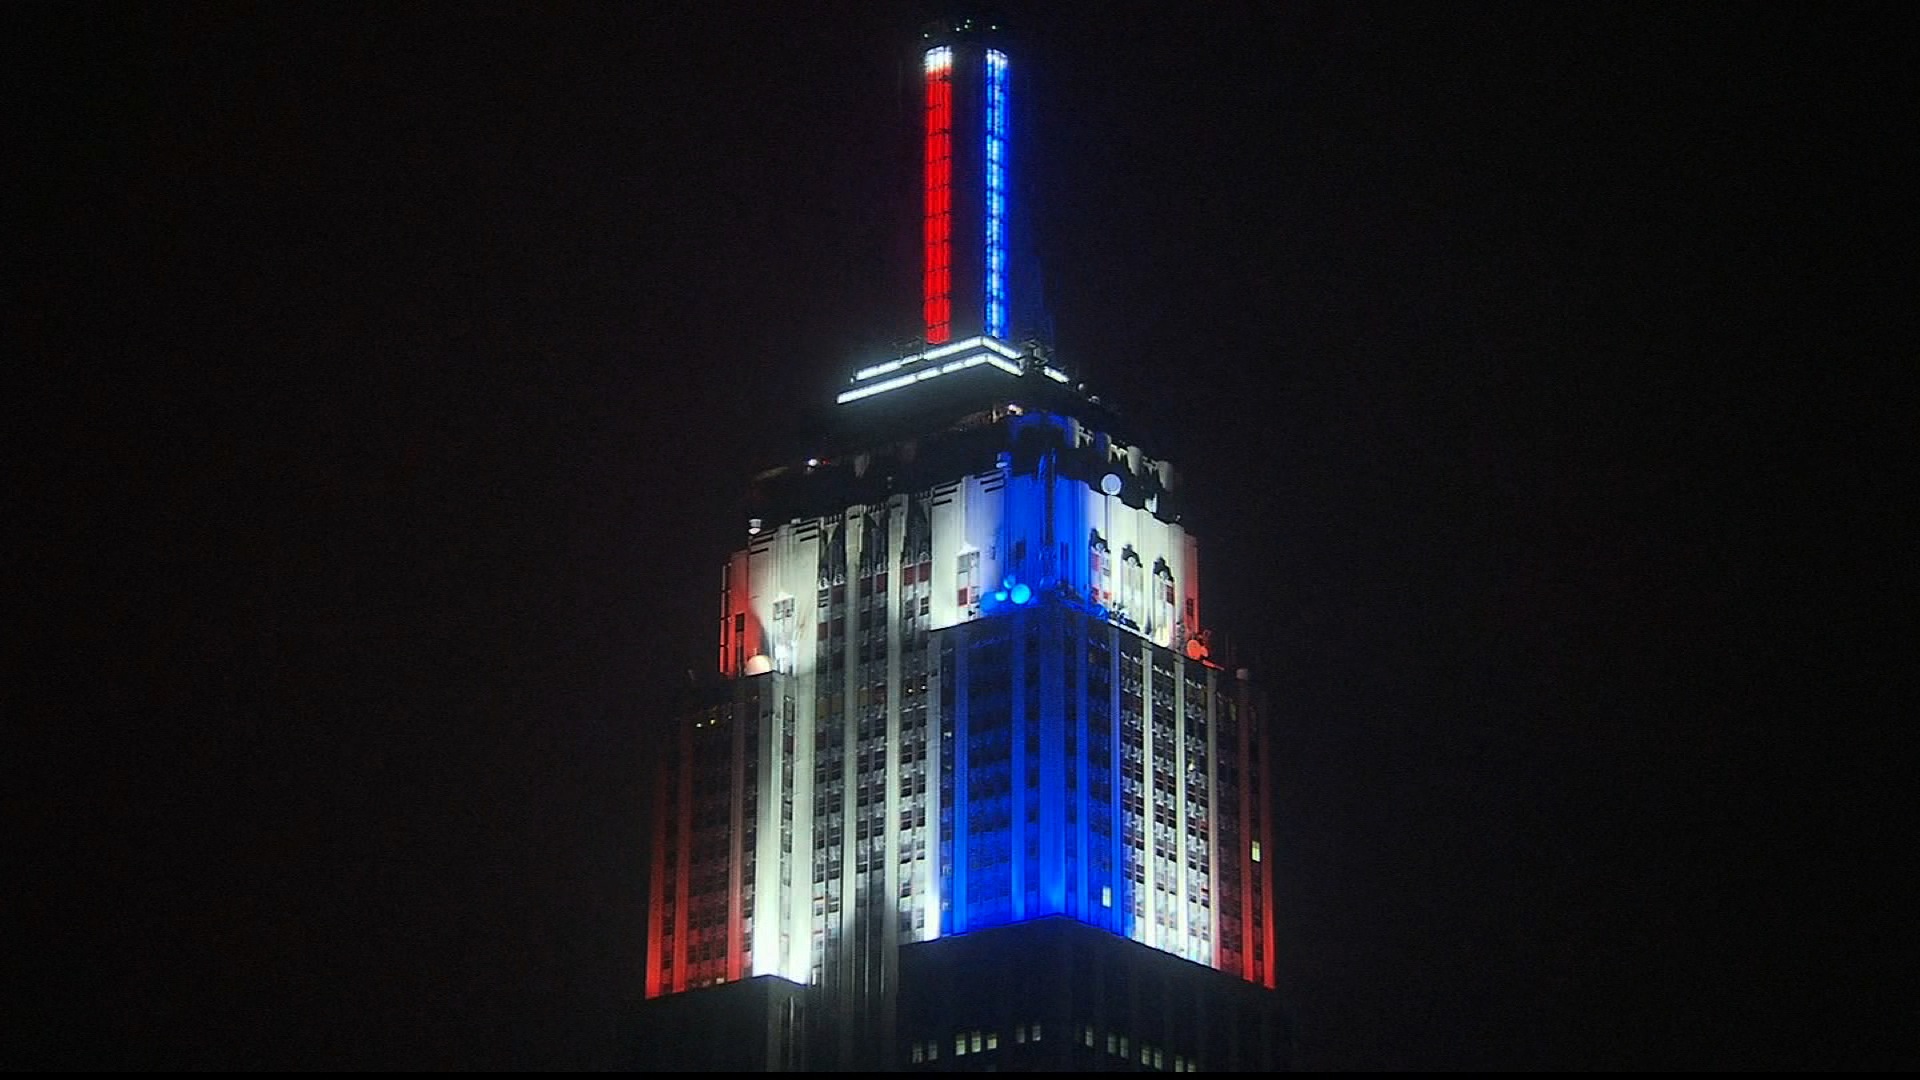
1081,1026,1199,1072
908,1021,1037,1064
905,1023,1198,1071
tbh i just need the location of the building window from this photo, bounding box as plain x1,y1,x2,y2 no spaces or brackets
956,1034,967,1056
1089,529,1111,607
1120,547,1143,623
972,1031,983,1053
1031,1022,1041,1042
912,1044,925,1063
986,1031,998,1050
956,550,981,608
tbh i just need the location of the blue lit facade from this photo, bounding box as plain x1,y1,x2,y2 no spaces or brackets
935,602,1253,959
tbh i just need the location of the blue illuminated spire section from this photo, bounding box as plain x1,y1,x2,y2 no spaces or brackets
984,49,1010,339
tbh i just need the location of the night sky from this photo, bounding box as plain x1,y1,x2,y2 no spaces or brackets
12,2,1905,1071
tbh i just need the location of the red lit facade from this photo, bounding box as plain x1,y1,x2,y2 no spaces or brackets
923,48,954,344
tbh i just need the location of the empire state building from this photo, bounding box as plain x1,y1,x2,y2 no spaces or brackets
637,15,1287,1072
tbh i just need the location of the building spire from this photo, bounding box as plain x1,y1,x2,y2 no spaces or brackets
832,12,1064,406
915,13,1012,347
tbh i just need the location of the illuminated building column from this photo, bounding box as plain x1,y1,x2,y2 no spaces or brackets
922,43,1013,346
923,47,953,343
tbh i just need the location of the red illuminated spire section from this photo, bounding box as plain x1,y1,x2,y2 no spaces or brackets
923,46,953,345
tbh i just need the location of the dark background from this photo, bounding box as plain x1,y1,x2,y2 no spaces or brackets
10,1,1907,1070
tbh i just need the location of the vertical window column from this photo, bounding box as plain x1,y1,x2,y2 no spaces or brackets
923,47,953,344
984,49,1009,338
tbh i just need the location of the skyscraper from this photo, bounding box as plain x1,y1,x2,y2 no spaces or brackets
639,16,1284,1071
